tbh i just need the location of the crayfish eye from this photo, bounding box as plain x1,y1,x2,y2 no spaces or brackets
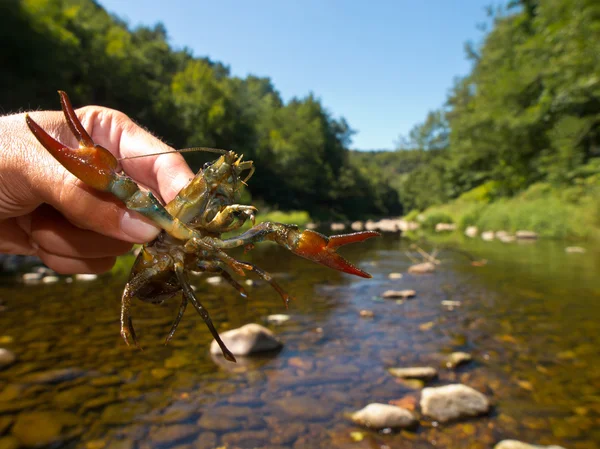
203,161,213,170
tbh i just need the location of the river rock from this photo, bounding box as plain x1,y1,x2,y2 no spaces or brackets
421,384,490,422
382,289,416,299
516,230,538,240
330,222,346,231
408,262,436,274
74,274,98,281
210,324,282,356
481,231,495,241
359,309,374,318
0,349,16,369
351,221,364,231
12,411,80,447
272,396,334,421
205,276,222,285
194,432,217,449
565,246,585,253
446,352,472,369
435,223,456,232
350,403,417,430
266,314,290,325
221,430,269,448
42,275,60,284
388,366,437,381
388,272,403,279
21,368,85,384
148,424,198,448
494,440,567,449
465,226,478,238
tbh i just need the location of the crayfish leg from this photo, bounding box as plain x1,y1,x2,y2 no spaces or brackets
174,263,236,362
243,262,293,308
165,295,188,345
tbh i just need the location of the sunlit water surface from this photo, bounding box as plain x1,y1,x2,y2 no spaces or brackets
0,234,599,448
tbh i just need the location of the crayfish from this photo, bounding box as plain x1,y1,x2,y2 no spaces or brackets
25,91,379,362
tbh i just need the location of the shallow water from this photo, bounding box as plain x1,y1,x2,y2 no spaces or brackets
0,234,599,448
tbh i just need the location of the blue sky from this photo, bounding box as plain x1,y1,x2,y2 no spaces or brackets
98,1,492,150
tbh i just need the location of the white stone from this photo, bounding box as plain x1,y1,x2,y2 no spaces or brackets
516,230,538,240
481,231,495,241
42,276,60,284
465,226,478,238
330,222,346,231
75,274,98,281
350,403,416,430
0,348,16,369
435,223,456,232
351,221,364,231
210,324,282,356
205,276,222,285
565,246,585,253
494,440,567,449
388,272,403,280
387,366,437,381
420,384,490,422
382,290,416,299
408,262,436,274
266,314,290,325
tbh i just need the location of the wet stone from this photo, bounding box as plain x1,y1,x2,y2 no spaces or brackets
272,396,334,421
12,410,81,447
100,403,151,425
0,399,42,415
382,289,416,299
148,424,198,448
150,368,172,380
446,352,473,369
408,262,436,274
53,385,99,409
196,414,241,431
221,429,269,448
210,323,282,357
266,314,291,325
268,422,307,445
388,272,403,279
421,384,490,422
194,431,217,449
21,368,85,385
81,394,119,412
388,366,437,381
494,441,567,449
0,350,16,370
350,403,417,430
90,375,124,387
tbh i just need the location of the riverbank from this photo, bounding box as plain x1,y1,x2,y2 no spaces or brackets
410,179,600,241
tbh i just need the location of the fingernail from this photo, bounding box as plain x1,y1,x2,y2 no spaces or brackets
120,211,160,242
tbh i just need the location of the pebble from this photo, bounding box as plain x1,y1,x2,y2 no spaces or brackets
565,246,585,253
420,384,490,422
0,349,16,369
210,323,282,357
382,289,416,299
465,226,478,238
205,276,222,285
42,276,60,284
74,274,98,281
388,366,437,381
481,231,495,241
359,309,374,318
147,424,198,448
21,368,85,384
408,262,436,274
350,403,417,430
441,300,461,308
446,352,473,369
388,272,403,279
266,314,291,325
494,440,567,449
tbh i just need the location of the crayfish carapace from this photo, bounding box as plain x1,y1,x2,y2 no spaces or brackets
25,91,380,362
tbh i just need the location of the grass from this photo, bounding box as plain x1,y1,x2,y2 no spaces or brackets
418,177,600,241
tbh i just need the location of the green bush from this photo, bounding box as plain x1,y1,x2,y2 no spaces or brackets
421,212,454,230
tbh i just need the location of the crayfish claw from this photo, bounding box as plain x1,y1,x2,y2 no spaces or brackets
293,230,380,278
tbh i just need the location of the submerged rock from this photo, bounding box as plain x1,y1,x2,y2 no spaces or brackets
210,324,282,356
494,440,567,449
350,403,417,430
446,352,472,369
21,368,85,385
382,289,416,299
148,424,198,448
408,262,436,274
0,349,16,369
420,384,490,422
12,411,81,447
388,366,437,381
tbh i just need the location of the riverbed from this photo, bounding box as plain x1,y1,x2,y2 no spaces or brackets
0,234,598,448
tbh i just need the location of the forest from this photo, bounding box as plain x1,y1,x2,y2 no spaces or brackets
2,0,599,235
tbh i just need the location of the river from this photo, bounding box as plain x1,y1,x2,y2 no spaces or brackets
0,233,598,448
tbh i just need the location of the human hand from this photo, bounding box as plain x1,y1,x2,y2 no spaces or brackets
0,105,194,274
